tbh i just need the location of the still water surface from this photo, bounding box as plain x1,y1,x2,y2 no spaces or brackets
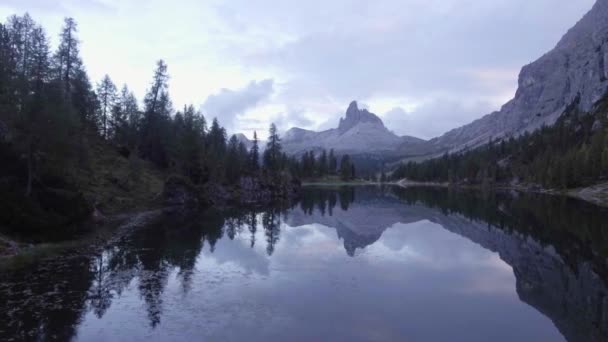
1,186,607,341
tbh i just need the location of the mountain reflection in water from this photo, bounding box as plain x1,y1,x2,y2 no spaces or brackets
0,186,607,342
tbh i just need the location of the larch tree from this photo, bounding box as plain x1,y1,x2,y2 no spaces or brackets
140,60,172,167
96,74,117,139
54,17,81,97
328,149,337,175
263,123,282,173
249,131,260,172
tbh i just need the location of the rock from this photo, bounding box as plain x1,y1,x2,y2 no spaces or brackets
338,101,384,134
238,176,273,205
162,175,203,207
282,101,425,156
203,182,232,206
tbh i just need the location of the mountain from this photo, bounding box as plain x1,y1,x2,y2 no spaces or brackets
287,187,608,341
405,0,608,157
283,101,425,156
234,133,254,150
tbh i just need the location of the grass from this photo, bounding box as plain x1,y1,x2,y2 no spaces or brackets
73,140,165,215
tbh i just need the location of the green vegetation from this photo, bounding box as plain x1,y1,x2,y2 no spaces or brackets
287,148,358,182
392,95,608,190
0,13,301,240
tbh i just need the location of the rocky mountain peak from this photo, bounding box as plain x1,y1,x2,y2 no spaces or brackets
282,101,424,156
338,101,385,133
404,0,608,157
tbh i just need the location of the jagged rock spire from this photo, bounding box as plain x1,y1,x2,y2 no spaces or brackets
338,100,384,133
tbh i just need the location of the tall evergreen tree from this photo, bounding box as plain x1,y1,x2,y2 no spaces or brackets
339,154,352,181
140,60,172,167
54,17,81,97
226,134,241,184
249,131,260,172
318,149,328,177
328,149,337,175
96,74,117,139
263,123,282,173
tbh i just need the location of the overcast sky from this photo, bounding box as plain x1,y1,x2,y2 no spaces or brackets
0,0,596,139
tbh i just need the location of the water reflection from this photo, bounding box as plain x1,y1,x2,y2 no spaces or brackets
0,186,607,341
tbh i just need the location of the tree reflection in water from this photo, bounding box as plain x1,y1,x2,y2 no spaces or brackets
0,186,607,341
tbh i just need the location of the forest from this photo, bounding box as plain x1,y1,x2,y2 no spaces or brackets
391,96,608,190
0,13,362,237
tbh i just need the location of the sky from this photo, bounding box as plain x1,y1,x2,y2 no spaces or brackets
0,0,596,139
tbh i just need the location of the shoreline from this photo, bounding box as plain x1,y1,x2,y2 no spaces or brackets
0,209,165,268
394,179,608,208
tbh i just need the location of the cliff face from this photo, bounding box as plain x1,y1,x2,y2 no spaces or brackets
404,0,608,156
434,214,608,342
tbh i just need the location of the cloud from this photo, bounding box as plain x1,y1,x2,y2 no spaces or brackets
0,0,115,14
271,108,315,133
0,0,596,140
238,0,593,102
382,100,497,139
201,79,275,131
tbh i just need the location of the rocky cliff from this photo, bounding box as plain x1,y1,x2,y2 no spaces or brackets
412,0,608,156
283,101,425,156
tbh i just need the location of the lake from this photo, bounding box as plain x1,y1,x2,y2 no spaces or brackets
1,186,607,341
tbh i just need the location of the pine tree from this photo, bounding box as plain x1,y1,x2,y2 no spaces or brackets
318,149,328,177
226,134,241,184
263,123,282,173
328,149,337,175
207,118,226,157
54,17,81,97
0,22,14,114
140,60,172,167
339,154,352,181
175,105,205,182
237,141,248,175
113,85,140,147
96,74,117,139
6,14,36,110
29,26,49,95
249,131,260,172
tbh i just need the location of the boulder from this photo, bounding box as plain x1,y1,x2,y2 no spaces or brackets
162,175,203,207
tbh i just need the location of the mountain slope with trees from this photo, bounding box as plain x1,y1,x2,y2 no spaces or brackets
0,14,303,240
398,0,608,158
392,95,608,192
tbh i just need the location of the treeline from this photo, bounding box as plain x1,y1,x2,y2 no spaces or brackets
392,96,608,189
286,149,357,181
0,13,301,198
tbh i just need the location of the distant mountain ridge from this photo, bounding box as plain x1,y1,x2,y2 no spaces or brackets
403,0,608,157
282,101,425,156
278,0,608,162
